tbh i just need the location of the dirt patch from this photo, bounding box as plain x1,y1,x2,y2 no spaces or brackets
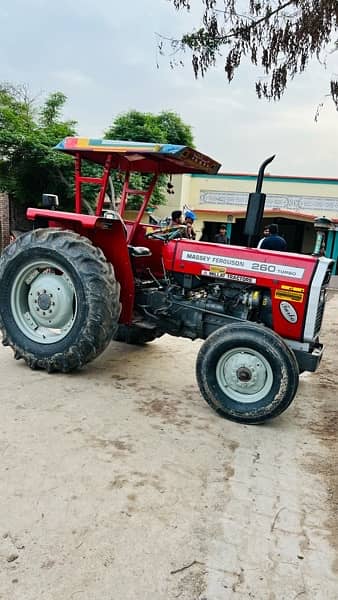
1,295,338,598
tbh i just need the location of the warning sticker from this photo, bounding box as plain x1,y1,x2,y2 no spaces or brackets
281,284,304,293
275,289,304,303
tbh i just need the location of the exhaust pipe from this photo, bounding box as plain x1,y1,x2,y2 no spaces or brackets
244,155,275,247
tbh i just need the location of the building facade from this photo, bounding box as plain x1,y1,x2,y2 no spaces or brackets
153,171,338,271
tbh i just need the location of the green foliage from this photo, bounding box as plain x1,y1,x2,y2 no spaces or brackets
0,89,196,214
105,110,194,209
164,0,338,108
0,84,77,210
106,109,194,146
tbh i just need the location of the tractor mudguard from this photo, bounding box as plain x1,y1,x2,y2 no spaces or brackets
26,208,135,324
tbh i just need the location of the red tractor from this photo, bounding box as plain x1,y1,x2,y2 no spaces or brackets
0,138,334,423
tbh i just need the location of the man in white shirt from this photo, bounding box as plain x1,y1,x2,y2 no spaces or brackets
257,226,270,248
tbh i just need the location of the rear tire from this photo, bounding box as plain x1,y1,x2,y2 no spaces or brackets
0,228,120,372
196,323,299,424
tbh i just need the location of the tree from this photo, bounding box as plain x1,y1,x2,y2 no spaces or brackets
0,84,77,211
105,110,194,209
161,0,338,109
106,110,194,146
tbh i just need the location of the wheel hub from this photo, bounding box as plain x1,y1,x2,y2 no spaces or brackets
236,366,252,382
11,260,78,345
215,347,274,403
28,272,75,329
37,293,52,311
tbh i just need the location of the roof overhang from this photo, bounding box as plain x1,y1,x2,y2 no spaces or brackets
54,137,221,175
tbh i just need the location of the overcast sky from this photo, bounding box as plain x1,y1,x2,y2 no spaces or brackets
1,0,337,177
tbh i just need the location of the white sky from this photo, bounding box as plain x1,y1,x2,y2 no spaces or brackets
1,0,337,177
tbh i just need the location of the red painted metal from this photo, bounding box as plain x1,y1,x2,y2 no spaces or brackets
27,208,99,228
80,177,103,185
75,154,112,216
75,154,82,213
26,208,135,323
162,239,318,341
27,139,222,326
119,172,130,216
127,175,158,244
124,220,166,278
96,154,113,216
87,224,135,323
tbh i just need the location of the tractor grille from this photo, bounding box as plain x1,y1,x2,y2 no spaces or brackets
314,292,326,336
314,261,334,335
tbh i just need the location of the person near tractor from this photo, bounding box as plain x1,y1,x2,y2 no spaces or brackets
184,210,196,240
257,225,271,248
214,224,229,244
170,210,183,226
259,223,287,251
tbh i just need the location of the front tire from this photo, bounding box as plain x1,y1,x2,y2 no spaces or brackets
0,228,120,372
196,323,299,424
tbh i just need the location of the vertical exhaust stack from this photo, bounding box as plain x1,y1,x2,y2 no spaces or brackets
244,155,275,247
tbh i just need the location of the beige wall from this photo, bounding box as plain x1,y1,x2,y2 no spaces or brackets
147,174,338,235
187,175,338,218
141,173,338,253
191,176,338,200
126,174,338,250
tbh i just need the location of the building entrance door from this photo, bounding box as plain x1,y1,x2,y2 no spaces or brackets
230,217,314,253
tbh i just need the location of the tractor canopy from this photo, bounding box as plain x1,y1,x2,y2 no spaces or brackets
54,137,221,175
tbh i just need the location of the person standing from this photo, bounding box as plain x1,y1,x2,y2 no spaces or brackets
184,210,196,240
214,224,229,244
260,223,287,251
257,225,271,248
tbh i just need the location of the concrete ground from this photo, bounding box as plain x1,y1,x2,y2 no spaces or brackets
0,293,337,600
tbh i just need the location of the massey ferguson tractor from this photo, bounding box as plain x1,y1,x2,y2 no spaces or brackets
0,138,334,423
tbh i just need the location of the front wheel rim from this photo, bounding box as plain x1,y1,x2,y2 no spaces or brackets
215,346,274,403
10,259,77,344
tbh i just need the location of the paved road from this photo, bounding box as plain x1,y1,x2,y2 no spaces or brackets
0,293,337,599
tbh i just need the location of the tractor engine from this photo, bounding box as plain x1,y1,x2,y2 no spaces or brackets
136,277,272,340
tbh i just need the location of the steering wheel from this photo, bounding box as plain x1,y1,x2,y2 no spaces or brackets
145,226,186,241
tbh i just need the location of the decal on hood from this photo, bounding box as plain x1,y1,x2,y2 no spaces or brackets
182,251,305,280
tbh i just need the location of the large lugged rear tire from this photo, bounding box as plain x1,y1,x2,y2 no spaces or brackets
0,228,120,372
196,323,299,424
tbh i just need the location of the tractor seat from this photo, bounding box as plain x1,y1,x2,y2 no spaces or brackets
128,246,152,257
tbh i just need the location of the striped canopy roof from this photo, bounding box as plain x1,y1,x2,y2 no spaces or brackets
55,137,221,175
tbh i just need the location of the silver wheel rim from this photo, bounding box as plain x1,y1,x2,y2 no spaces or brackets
215,346,274,403
10,259,77,344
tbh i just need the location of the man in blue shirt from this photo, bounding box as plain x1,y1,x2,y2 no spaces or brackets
260,223,287,251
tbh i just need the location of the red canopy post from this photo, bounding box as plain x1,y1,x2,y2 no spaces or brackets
75,153,82,213
119,172,130,217
127,175,158,244
95,154,114,217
